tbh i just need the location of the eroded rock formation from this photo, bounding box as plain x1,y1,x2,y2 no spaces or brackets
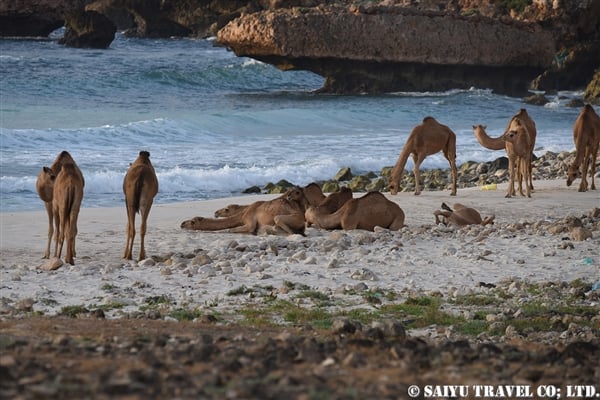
217,6,556,95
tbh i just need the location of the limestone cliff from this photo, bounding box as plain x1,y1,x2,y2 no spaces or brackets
217,7,556,95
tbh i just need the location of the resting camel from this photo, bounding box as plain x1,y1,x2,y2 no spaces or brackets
473,108,537,194
434,202,495,227
305,186,353,227
473,120,532,198
567,104,600,192
52,162,85,265
181,186,308,235
36,151,84,259
123,151,159,261
214,182,325,218
304,191,405,231
389,116,457,196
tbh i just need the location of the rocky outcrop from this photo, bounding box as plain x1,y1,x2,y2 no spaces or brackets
584,71,600,105
59,9,116,48
0,0,84,37
217,7,556,95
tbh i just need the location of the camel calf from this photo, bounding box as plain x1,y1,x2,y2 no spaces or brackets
36,151,84,259
123,151,159,261
52,162,85,265
567,104,600,192
434,203,495,227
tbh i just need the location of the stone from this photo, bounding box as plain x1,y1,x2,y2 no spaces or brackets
59,10,116,49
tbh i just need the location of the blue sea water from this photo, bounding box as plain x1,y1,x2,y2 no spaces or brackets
0,33,586,212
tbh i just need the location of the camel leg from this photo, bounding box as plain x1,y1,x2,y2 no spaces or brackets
524,156,531,198
43,201,53,259
516,158,525,196
64,218,74,265
138,200,153,261
274,214,305,235
413,154,424,196
123,206,136,260
65,206,80,265
579,147,590,192
389,217,405,231
448,159,457,196
433,210,451,225
56,209,66,259
590,145,598,190
505,157,515,198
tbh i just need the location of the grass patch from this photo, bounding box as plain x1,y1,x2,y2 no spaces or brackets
58,305,89,317
169,308,203,321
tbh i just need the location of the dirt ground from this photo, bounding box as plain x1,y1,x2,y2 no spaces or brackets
1,317,599,399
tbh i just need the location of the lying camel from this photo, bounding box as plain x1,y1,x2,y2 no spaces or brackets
389,116,457,196
567,104,600,192
304,191,405,231
123,151,159,261
305,186,353,227
36,151,84,259
52,162,85,265
473,108,537,194
181,186,308,235
434,202,495,227
473,120,532,198
213,182,325,218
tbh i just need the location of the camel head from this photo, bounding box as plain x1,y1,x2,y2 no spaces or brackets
285,186,308,209
181,216,203,230
566,163,580,187
36,166,57,203
214,204,245,218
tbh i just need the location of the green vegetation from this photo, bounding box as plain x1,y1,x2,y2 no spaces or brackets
500,0,531,14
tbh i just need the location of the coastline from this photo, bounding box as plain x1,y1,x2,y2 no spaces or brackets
1,178,598,320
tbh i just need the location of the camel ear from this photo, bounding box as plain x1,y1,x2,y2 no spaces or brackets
483,125,487,129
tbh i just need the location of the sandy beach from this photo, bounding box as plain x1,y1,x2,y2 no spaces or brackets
1,179,598,319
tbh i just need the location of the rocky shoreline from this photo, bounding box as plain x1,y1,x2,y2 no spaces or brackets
251,150,579,195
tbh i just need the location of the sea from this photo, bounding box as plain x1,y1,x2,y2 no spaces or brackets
0,32,587,213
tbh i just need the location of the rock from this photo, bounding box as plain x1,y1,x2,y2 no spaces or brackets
524,93,550,105
584,70,600,105
0,0,76,37
59,10,116,49
334,167,352,182
570,226,592,241
217,6,555,95
40,257,63,271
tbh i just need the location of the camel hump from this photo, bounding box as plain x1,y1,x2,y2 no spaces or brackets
61,162,77,172
139,150,151,159
422,116,436,123
59,150,72,158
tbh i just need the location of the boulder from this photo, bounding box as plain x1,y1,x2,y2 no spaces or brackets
59,9,116,48
0,0,82,37
217,6,556,96
584,70,600,105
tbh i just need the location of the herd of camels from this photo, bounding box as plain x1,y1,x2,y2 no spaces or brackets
37,105,599,264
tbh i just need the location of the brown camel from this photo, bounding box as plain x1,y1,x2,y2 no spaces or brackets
473,121,532,198
181,186,308,235
473,108,537,194
123,151,159,261
434,202,495,227
304,191,405,231
567,104,600,192
36,151,84,259
52,162,85,265
389,116,457,196
213,182,325,218
304,187,353,227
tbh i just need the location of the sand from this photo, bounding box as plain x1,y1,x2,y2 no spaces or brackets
1,179,598,318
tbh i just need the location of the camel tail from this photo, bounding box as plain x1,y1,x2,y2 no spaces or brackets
131,175,145,214
441,202,453,212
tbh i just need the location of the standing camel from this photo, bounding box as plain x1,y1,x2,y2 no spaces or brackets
388,116,457,196
473,109,536,195
473,120,532,198
123,151,159,261
52,162,85,265
567,104,600,192
36,151,84,259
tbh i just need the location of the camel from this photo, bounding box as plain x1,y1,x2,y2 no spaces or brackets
52,162,85,265
473,120,532,198
304,186,353,227
304,191,405,231
434,202,495,227
567,104,600,192
213,182,325,218
181,186,308,235
123,151,159,261
389,116,457,196
36,151,84,259
473,108,537,194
